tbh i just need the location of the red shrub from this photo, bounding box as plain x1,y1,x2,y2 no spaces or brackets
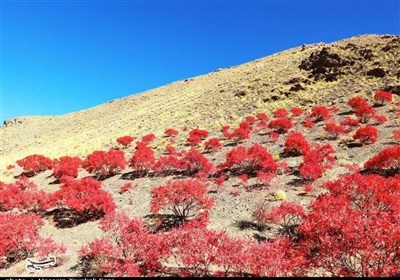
374,90,393,106
0,176,52,212
324,123,345,140
266,202,306,239
255,112,268,122
165,144,176,154
80,212,170,276
16,154,54,176
308,106,331,123
299,144,336,181
164,128,179,138
348,96,368,111
129,142,156,175
303,119,315,129
268,118,293,134
141,133,156,143
298,174,400,276
204,137,222,152
353,126,378,145
355,105,376,123
218,143,277,178
53,156,83,178
245,115,257,124
0,213,65,268
53,177,115,215
154,148,213,177
284,132,310,156
84,149,126,178
221,125,232,139
187,128,209,146
340,117,360,132
290,107,304,117
116,135,134,147
273,108,289,118
150,179,214,223
364,145,400,174
372,114,388,124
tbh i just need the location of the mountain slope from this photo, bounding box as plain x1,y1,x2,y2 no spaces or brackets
1,34,399,176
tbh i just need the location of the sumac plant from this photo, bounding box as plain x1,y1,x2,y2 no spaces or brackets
129,141,156,176
374,90,393,106
52,177,116,217
299,144,336,182
283,132,310,156
353,125,378,145
0,212,65,268
363,145,400,176
16,154,54,176
53,156,83,178
83,149,126,179
116,135,134,147
187,129,209,146
218,143,277,180
298,173,400,277
150,179,214,224
268,118,293,134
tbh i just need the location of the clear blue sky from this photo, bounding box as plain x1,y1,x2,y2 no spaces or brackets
1,0,399,123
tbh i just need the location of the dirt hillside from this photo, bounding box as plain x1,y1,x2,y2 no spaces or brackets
1,34,399,180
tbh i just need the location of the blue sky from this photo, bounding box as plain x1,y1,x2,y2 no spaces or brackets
1,0,399,123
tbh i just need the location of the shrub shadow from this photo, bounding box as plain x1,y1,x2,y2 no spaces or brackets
44,208,105,228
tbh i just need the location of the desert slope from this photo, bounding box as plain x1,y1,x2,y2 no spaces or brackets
1,34,399,177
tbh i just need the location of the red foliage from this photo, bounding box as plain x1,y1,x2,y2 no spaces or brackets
116,135,134,147
308,106,331,123
348,96,368,111
80,212,170,276
353,125,378,145
364,145,400,174
374,90,393,106
150,179,214,223
187,129,209,146
290,107,304,117
273,108,289,118
284,132,310,156
53,156,83,178
141,133,156,143
53,177,115,215
303,119,315,129
129,142,156,175
84,149,126,178
372,114,388,124
218,144,277,178
255,112,268,122
268,118,293,134
154,148,213,177
245,115,256,124
340,117,360,132
324,123,345,140
267,202,305,239
269,131,280,143
204,137,222,152
355,105,376,123
298,174,400,276
0,176,52,212
165,144,176,154
16,154,54,176
299,144,336,181
164,128,179,138
0,213,65,268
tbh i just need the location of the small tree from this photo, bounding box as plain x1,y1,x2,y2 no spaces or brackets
150,179,214,224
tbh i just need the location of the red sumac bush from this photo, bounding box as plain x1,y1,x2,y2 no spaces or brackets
353,126,378,145
374,90,393,106
53,156,83,178
116,135,134,147
84,149,126,178
284,132,310,156
16,154,54,176
268,118,293,134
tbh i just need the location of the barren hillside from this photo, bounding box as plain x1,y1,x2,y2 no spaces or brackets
1,34,399,179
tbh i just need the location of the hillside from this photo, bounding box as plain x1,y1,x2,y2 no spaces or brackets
1,34,399,179
1,34,400,277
